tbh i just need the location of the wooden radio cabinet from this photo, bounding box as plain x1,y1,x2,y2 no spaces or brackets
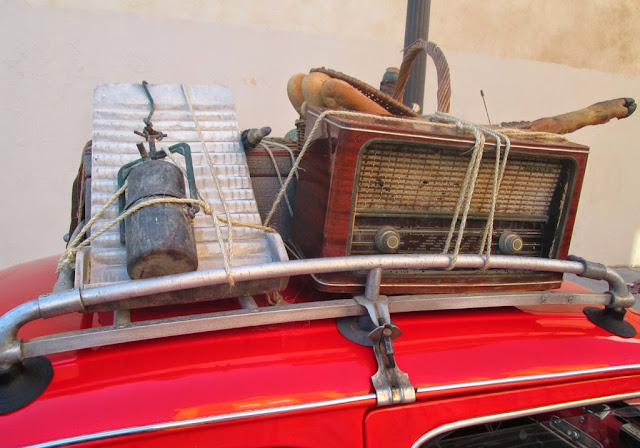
289,108,589,294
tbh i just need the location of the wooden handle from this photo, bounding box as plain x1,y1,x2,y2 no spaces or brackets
503,98,636,134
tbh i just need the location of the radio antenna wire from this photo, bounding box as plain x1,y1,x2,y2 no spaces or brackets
480,90,492,125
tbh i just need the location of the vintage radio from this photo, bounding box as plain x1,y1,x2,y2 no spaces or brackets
289,108,588,294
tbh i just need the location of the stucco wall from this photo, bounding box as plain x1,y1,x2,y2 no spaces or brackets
1,0,639,268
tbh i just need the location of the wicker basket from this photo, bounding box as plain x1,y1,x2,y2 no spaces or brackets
310,67,420,117
295,119,306,151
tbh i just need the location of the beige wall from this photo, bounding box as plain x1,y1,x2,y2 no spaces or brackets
1,0,639,269
24,0,640,75
431,0,640,76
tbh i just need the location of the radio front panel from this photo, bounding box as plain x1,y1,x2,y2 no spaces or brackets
289,110,588,294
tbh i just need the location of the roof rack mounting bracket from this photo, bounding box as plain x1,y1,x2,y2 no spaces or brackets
355,268,416,406
583,306,636,338
568,255,637,338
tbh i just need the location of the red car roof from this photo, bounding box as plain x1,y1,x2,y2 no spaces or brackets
2,256,640,446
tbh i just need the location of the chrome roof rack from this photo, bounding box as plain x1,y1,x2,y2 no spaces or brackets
0,253,634,369
0,253,635,408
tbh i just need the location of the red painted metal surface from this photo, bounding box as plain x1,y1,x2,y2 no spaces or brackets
0,256,87,341
365,374,640,447
79,404,371,447
1,257,640,447
395,305,640,393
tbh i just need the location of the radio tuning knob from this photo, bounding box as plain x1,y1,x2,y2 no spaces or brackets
499,231,524,255
375,227,401,254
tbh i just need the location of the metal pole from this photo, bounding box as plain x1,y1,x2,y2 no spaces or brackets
403,0,431,111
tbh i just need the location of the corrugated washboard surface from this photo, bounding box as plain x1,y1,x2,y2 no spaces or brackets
89,83,287,286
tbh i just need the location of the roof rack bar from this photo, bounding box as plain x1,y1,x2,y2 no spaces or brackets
78,254,585,307
22,290,610,360
568,255,631,308
0,254,633,368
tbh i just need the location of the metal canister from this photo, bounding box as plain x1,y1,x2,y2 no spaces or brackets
124,160,198,279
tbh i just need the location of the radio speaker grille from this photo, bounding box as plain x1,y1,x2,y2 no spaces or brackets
351,141,573,258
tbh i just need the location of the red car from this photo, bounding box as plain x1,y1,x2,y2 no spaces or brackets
2,41,638,447
1,246,639,447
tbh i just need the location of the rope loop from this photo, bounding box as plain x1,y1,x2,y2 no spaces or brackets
426,112,510,270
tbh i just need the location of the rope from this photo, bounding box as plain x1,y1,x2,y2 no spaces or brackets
60,86,280,287
425,112,511,269
63,110,508,281
266,291,288,306
181,84,236,285
264,111,325,226
57,182,128,274
259,142,294,216
475,126,510,268
500,127,567,142
57,189,276,276
159,145,188,177
394,39,451,113
215,215,276,233
263,138,299,179
265,110,510,270
435,121,485,269
266,110,458,225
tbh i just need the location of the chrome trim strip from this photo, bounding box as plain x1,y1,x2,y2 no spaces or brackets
28,394,376,448
416,364,640,395
410,391,640,447
27,364,640,447
26,364,640,447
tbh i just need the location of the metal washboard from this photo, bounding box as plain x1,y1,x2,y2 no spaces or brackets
76,83,288,310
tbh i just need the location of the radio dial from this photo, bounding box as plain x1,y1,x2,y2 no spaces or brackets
499,231,524,255
375,227,401,253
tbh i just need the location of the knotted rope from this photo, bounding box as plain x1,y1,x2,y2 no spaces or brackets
59,84,279,285
61,110,513,283
435,120,486,269
474,125,511,266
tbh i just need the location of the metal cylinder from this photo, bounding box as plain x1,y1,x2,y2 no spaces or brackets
124,160,198,280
